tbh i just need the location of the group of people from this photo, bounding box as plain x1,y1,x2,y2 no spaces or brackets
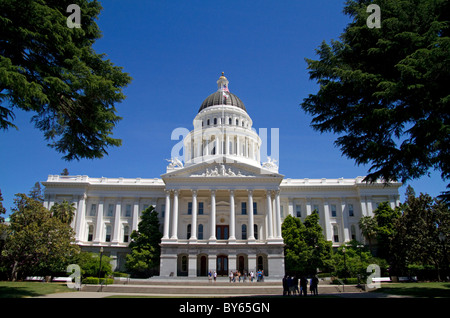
229,269,265,282
282,275,319,296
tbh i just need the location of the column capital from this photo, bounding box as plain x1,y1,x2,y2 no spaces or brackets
248,189,253,196
211,190,216,196
192,189,198,197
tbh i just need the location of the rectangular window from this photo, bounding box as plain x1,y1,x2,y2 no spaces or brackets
198,202,204,215
253,202,257,215
296,205,302,217
188,202,192,215
349,204,354,217
89,204,97,216
123,226,130,243
331,205,337,217
241,202,247,215
125,204,132,217
105,225,111,242
313,205,319,213
107,204,114,217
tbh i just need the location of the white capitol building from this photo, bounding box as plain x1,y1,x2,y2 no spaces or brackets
43,73,401,278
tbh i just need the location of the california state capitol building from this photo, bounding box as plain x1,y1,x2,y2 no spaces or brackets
42,73,401,279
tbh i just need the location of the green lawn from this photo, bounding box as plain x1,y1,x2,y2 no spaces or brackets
0,281,75,298
371,282,450,298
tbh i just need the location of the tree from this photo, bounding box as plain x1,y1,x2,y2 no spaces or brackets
282,215,308,274
390,189,450,278
373,201,401,260
0,0,132,160
358,215,377,253
28,182,44,202
301,0,450,202
50,200,76,224
0,189,6,223
0,194,79,280
70,251,112,278
61,168,69,176
281,213,332,275
125,206,162,277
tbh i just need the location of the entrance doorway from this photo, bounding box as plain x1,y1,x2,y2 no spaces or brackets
200,255,207,276
217,255,228,276
216,225,229,240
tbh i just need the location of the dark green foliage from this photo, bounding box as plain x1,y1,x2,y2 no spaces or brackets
282,213,332,275
125,206,162,278
0,0,132,160
302,0,450,201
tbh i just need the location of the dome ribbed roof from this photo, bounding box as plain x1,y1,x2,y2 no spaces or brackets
198,73,246,113
198,91,246,113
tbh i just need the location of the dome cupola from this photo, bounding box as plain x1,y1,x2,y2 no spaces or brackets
198,72,247,113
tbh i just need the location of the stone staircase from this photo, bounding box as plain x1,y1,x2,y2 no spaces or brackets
81,277,365,296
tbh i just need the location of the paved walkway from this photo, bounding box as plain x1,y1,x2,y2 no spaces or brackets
34,290,410,298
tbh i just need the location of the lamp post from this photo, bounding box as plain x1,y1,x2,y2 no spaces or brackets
342,247,347,281
98,247,104,282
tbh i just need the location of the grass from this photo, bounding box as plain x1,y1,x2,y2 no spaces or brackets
371,282,450,298
0,281,75,298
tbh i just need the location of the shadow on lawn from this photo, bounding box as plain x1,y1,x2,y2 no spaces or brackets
0,286,42,298
374,283,450,298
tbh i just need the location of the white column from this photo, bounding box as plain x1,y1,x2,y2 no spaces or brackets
209,190,216,241
226,134,230,155
340,198,350,242
163,190,171,239
171,190,179,240
275,191,282,239
288,198,294,217
132,198,140,232
323,199,333,241
190,190,197,241
266,191,274,239
94,198,104,243
248,190,255,241
229,190,236,241
75,194,86,242
306,198,312,216
236,136,240,156
112,199,121,243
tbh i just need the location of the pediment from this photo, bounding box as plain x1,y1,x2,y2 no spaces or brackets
161,160,283,180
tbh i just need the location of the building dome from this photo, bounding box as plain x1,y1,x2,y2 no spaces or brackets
198,73,247,113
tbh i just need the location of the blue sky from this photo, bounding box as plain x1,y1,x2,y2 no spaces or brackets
0,0,447,216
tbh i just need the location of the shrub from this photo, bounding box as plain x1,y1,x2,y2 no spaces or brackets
82,277,114,285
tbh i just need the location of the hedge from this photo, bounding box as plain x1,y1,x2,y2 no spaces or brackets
82,277,114,285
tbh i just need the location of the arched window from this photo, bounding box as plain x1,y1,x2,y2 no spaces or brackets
105,225,112,242
351,225,356,240
187,224,191,239
254,224,258,240
87,225,94,242
207,119,210,126
123,225,130,242
229,118,232,125
333,225,339,242
213,118,217,125
242,224,247,240
236,118,239,126
198,224,203,239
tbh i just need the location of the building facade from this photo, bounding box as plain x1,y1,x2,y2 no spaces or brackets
42,74,401,278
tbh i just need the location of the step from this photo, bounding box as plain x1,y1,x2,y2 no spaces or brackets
81,282,364,295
